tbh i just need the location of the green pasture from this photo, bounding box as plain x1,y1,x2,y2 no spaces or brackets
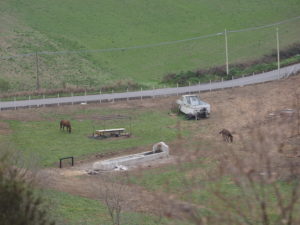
43,189,171,225
127,162,300,223
128,159,205,193
3,108,180,166
127,159,209,198
0,0,299,90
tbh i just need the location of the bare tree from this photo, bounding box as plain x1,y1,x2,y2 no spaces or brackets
96,172,131,225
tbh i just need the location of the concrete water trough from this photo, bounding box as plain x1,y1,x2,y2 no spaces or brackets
93,142,169,171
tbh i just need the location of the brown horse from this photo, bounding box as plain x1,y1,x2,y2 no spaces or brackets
219,129,233,143
60,120,72,133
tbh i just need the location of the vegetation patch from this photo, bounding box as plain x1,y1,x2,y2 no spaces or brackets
128,159,207,193
162,42,300,85
0,79,143,99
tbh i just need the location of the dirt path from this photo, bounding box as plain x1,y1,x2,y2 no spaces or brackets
39,167,202,220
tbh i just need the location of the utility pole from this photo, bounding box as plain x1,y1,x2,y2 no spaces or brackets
224,29,229,75
35,52,40,90
276,28,280,79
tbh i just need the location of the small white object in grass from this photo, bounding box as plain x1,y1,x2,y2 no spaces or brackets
114,165,128,171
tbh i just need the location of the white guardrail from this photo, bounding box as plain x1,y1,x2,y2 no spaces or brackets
1,63,300,110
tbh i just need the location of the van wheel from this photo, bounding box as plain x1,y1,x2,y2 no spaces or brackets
186,114,194,120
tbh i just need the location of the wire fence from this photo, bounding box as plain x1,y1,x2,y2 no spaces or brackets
0,16,300,92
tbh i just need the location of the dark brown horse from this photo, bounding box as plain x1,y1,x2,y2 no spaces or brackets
60,120,72,133
219,129,233,143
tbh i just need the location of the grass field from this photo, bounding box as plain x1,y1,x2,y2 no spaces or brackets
0,0,299,91
43,189,171,225
2,107,180,166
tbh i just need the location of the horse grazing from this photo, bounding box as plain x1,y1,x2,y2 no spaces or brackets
219,129,233,143
60,120,72,133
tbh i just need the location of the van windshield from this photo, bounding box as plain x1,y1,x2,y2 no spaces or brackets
186,96,202,106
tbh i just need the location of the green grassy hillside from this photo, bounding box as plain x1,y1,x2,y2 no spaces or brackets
0,0,299,91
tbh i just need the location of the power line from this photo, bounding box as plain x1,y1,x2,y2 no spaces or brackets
0,15,299,60
0,32,224,59
228,15,300,33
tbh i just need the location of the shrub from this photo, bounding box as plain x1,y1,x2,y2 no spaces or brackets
0,153,55,225
0,79,142,98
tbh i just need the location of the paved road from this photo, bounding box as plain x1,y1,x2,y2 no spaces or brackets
1,63,300,110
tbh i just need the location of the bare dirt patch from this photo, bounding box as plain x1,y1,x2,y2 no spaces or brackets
39,166,200,219
0,108,44,121
195,75,300,140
